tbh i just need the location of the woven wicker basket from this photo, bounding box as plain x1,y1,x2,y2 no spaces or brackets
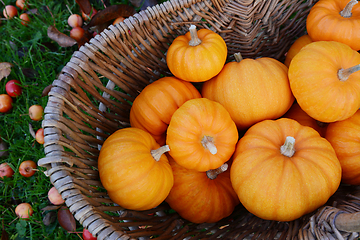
38,0,360,239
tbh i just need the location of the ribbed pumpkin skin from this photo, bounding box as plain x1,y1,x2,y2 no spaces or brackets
288,41,360,123
284,34,313,67
166,98,238,172
202,57,294,130
166,29,227,82
230,118,341,222
98,128,174,211
306,0,360,51
326,109,360,185
130,77,201,145
166,156,240,224
283,102,328,137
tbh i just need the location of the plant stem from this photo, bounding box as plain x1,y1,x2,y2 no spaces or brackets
206,163,228,180
188,25,202,46
280,136,296,157
340,0,358,18
338,64,360,81
234,52,243,62
201,136,217,155
151,145,170,161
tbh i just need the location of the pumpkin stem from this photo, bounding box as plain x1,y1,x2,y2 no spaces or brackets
201,136,217,155
280,136,296,157
206,163,228,180
338,64,360,81
188,25,202,47
340,0,358,18
234,52,243,62
151,145,170,161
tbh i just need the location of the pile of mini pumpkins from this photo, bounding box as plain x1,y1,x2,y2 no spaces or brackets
98,0,360,224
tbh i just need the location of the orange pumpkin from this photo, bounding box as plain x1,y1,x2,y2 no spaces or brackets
230,118,341,222
326,109,360,185
166,156,239,223
166,98,238,172
284,34,313,67
288,41,360,123
283,102,328,137
202,53,294,130
98,127,174,211
166,25,227,82
130,76,201,145
306,0,360,51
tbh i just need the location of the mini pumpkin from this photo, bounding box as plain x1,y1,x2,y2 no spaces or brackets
130,76,201,145
98,127,174,211
230,118,341,222
166,156,239,223
284,34,313,67
306,0,360,51
166,25,227,82
288,41,360,123
166,98,238,172
202,53,294,130
326,109,360,185
283,102,328,137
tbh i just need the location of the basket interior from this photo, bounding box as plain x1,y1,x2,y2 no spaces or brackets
38,0,360,239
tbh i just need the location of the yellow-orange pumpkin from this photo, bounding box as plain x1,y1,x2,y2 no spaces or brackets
326,109,360,185
202,53,294,130
306,0,360,51
166,98,238,172
284,34,313,67
166,156,239,223
230,118,341,221
288,41,360,123
283,102,328,137
130,76,201,145
98,127,174,211
166,25,227,82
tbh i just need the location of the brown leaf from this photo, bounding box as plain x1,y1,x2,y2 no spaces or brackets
47,26,77,48
21,68,39,79
42,84,53,97
0,138,8,158
0,62,13,82
1,227,9,240
43,211,57,226
41,205,62,212
76,0,92,15
57,206,76,232
86,4,135,28
1,220,9,240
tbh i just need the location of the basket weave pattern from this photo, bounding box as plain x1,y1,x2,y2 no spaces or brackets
38,0,360,239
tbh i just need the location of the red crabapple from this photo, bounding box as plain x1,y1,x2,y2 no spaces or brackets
3,5,18,19
67,14,83,28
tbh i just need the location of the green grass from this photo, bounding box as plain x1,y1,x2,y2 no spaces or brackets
0,0,131,239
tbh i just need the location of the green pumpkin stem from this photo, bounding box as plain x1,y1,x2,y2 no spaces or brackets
206,163,228,180
188,25,202,46
338,64,360,81
234,52,243,62
280,136,296,157
340,0,358,18
151,145,170,161
201,136,217,155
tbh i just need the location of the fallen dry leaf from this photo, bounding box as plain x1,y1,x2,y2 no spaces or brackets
76,0,92,15
0,62,13,82
47,26,77,47
42,84,53,97
86,4,135,28
57,206,76,232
